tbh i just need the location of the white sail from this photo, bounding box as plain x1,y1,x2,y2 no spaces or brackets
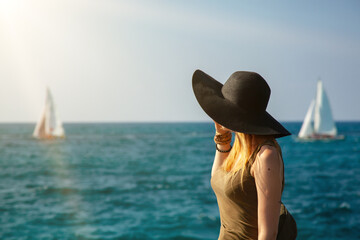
33,88,65,139
33,105,46,138
298,99,315,138
313,80,337,136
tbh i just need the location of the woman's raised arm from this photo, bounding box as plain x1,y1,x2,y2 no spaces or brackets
211,121,232,177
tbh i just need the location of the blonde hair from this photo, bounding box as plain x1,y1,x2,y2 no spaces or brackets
223,132,278,185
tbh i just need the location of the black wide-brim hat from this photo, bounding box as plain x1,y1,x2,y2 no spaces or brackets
192,69,291,138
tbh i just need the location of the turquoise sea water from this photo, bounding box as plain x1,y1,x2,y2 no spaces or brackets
0,122,359,240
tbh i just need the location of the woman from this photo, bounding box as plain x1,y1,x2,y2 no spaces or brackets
192,70,297,240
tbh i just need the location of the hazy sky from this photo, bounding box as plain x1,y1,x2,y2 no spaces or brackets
0,0,359,122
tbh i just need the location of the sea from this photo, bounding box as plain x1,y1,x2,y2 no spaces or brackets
0,122,359,240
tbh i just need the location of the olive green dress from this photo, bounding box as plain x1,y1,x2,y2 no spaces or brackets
210,140,297,240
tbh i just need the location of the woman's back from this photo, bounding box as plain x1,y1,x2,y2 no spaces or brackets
211,140,284,240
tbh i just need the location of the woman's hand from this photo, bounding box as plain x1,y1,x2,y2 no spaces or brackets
211,121,232,177
214,121,231,134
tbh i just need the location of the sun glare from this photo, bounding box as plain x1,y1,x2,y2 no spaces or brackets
0,0,23,16
0,0,48,119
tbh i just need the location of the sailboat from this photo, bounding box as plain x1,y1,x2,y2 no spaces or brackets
298,80,344,140
33,88,65,139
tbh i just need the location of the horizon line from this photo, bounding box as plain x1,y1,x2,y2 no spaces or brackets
0,120,360,124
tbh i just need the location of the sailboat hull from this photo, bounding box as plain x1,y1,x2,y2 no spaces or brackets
33,133,65,140
297,134,345,141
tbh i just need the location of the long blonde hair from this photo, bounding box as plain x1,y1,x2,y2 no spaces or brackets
223,132,278,184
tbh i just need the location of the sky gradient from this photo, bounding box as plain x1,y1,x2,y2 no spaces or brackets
1,0,359,122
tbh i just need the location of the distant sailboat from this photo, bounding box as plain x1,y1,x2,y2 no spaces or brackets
33,88,65,139
298,80,344,140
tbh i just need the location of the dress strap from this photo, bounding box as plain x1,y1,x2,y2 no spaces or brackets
248,140,278,164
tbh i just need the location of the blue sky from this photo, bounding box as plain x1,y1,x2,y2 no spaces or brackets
0,0,359,122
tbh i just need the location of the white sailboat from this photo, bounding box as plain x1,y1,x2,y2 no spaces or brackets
33,88,65,139
298,80,344,140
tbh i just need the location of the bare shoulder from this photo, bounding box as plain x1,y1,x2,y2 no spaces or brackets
251,145,282,176
258,145,280,163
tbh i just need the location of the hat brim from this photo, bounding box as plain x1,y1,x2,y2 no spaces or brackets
192,70,291,138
